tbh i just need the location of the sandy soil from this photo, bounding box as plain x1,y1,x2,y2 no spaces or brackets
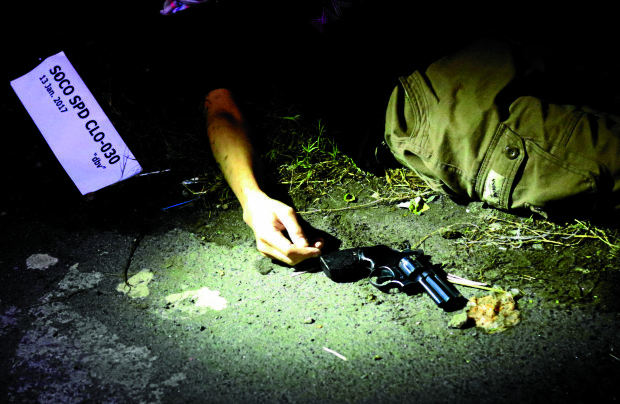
1,173,619,402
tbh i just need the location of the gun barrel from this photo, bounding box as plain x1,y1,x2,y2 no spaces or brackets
399,257,463,310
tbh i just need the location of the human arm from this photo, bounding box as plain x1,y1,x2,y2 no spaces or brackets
204,88,323,265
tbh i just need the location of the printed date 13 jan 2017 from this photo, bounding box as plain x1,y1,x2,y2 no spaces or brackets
39,74,68,113
38,70,121,165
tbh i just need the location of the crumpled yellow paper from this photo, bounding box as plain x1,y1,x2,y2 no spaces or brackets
459,292,520,334
116,270,153,298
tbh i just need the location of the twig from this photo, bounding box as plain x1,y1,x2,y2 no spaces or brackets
123,233,145,290
323,346,347,361
446,273,506,293
448,280,506,293
446,274,488,286
298,197,407,215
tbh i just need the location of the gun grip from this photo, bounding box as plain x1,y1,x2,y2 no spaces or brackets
320,248,366,283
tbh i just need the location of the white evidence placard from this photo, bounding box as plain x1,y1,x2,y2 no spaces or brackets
10,51,142,195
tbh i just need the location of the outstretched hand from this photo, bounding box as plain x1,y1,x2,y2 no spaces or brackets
242,192,323,266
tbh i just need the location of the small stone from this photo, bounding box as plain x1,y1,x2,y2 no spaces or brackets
509,288,523,299
448,311,471,329
303,317,315,324
255,259,273,275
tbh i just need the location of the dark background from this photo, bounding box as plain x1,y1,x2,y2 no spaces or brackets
4,1,619,219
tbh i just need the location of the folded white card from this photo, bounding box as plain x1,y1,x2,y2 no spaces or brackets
10,51,142,195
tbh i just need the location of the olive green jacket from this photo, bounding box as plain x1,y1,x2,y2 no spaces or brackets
385,37,620,219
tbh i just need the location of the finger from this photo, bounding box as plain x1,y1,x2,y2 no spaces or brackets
311,238,325,250
258,237,321,266
284,245,322,266
259,245,313,266
257,230,300,265
265,229,298,256
277,210,309,248
256,238,293,265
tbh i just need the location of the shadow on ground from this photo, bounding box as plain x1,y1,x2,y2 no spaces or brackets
1,173,619,402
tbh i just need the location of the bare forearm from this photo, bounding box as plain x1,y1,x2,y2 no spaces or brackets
204,89,262,208
203,88,322,265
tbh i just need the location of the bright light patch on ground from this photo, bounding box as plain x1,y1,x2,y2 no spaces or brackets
166,287,227,311
117,270,154,298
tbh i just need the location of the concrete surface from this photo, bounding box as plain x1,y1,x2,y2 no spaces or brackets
1,179,619,403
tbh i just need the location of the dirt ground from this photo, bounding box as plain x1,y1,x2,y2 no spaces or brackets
1,163,619,403
3,4,620,403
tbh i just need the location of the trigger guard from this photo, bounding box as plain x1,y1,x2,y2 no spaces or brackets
369,267,405,291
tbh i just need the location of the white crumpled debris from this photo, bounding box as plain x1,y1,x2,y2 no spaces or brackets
26,253,59,270
397,196,430,215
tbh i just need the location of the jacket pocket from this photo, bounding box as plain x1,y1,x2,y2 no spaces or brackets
510,136,598,215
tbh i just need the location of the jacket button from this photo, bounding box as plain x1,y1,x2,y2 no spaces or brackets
504,146,520,160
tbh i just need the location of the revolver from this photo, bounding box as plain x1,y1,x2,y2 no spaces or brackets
319,245,464,311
